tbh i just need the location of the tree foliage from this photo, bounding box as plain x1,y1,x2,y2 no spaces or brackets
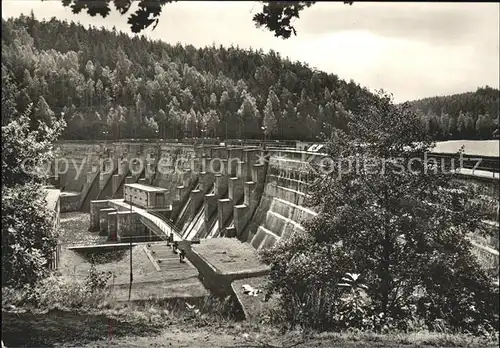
3,15,496,141
410,87,499,140
2,183,59,288
263,94,278,137
2,14,378,141
2,59,65,288
262,92,499,334
2,66,66,187
57,0,353,38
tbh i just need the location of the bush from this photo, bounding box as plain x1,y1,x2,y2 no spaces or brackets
262,233,499,335
1,184,58,288
2,64,65,289
3,276,109,312
261,92,499,336
3,263,112,311
85,257,112,292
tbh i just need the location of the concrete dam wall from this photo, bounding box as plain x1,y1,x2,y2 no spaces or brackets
243,150,318,250
53,141,320,249
51,140,499,313
53,140,499,253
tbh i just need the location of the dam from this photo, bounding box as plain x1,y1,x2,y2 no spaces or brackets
46,139,499,317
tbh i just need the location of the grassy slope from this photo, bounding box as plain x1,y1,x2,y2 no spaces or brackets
2,307,498,348
4,211,497,347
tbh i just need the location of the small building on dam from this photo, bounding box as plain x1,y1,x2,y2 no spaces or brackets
123,183,169,210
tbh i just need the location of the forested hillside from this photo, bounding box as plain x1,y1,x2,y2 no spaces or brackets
2,14,498,141
409,87,499,140
2,14,379,141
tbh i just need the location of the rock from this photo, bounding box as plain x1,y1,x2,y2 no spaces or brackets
242,284,261,296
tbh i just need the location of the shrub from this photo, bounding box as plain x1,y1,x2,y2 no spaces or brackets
85,257,112,292
262,92,499,336
2,65,65,289
3,259,112,311
1,184,58,288
3,275,109,311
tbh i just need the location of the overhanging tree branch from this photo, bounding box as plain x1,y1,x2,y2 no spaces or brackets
54,0,354,38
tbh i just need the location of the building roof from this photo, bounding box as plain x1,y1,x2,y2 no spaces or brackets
124,183,168,193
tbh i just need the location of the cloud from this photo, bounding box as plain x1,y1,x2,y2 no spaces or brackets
297,3,498,44
2,1,499,102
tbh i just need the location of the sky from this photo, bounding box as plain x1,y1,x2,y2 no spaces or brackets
2,1,499,103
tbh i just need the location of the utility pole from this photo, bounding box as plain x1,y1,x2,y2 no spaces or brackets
128,192,133,302
261,126,267,150
220,203,223,237
146,193,151,241
153,128,160,185
225,116,228,142
201,128,206,150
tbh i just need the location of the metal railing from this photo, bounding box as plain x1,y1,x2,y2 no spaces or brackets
148,210,182,235
426,153,499,176
139,213,200,262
